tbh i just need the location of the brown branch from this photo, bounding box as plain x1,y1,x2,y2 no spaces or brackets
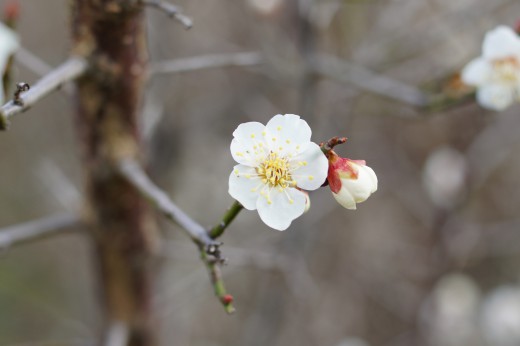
141,0,193,29
73,3,156,343
150,52,263,76
117,158,217,248
0,56,88,130
0,213,82,250
320,136,347,155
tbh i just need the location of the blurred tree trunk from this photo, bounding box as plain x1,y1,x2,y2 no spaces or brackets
71,1,158,345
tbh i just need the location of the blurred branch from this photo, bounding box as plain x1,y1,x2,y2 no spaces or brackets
140,0,192,29
0,56,88,130
15,47,53,76
0,213,82,250
314,53,479,113
314,53,429,107
117,158,216,248
420,89,475,113
117,157,237,313
150,52,263,76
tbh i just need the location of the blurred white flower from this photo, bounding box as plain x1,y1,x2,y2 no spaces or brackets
228,114,328,231
247,0,282,15
421,273,482,346
326,151,377,210
422,147,467,209
0,21,19,104
336,337,370,346
462,26,520,111
481,286,520,346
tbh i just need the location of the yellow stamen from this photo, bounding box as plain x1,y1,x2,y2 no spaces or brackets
256,151,296,190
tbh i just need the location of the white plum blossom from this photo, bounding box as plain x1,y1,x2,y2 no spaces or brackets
247,0,282,15
422,147,467,209
481,286,520,346
420,273,481,346
462,26,520,111
0,22,19,104
228,114,328,231
326,151,377,210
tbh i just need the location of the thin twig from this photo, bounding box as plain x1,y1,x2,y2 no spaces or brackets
200,249,235,314
320,136,347,155
141,0,193,29
314,53,429,107
0,56,88,130
0,213,82,250
150,52,264,76
117,158,216,248
198,201,244,313
209,200,243,239
117,158,236,313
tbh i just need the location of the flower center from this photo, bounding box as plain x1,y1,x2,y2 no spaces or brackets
492,57,520,84
257,151,294,189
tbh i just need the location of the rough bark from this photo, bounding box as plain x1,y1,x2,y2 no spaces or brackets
71,1,158,345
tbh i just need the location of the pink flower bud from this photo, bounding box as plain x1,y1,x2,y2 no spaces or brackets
222,294,234,305
326,151,378,210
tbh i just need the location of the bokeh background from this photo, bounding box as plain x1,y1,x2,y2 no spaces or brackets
1,0,520,345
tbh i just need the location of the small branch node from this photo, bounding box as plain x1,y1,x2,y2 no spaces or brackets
206,243,221,257
13,82,30,105
0,56,88,130
320,136,348,155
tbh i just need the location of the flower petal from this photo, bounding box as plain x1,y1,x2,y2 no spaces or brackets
228,164,262,210
231,121,268,165
476,84,515,111
0,23,18,104
264,114,312,155
333,164,378,210
461,58,492,87
256,187,306,230
0,22,19,64
482,26,520,60
332,189,357,210
230,138,266,166
290,143,328,190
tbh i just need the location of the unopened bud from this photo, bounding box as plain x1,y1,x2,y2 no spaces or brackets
222,294,234,305
326,151,377,210
4,1,20,23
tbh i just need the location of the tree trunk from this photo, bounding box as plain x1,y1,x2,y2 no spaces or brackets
71,1,158,345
